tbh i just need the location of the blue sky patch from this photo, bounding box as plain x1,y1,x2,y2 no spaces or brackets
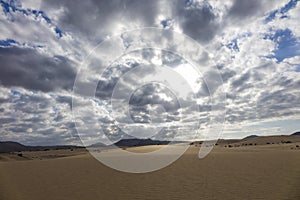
226,38,239,51
11,89,21,96
1,0,63,38
266,29,300,62
52,106,58,113
226,32,252,52
0,0,10,14
265,0,298,23
31,10,51,24
161,20,168,28
55,27,63,38
0,38,17,46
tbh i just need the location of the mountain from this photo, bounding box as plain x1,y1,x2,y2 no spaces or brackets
2,132,300,153
88,142,107,148
291,131,300,136
0,141,84,153
114,138,169,147
0,141,28,153
243,135,258,139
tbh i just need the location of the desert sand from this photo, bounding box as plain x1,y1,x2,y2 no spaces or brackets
0,138,300,200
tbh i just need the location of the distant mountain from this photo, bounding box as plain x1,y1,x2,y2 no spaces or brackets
0,141,28,153
114,138,169,147
0,141,84,153
243,135,258,139
3,132,299,153
291,131,300,136
0,139,171,153
88,142,107,148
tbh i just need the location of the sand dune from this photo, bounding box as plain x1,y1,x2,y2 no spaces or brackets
1,141,300,200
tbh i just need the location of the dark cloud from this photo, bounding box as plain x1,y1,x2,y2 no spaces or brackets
95,59,140,99
129,83,180,112
256,89,300,120
277,76,300,89
41,0,159,41
128,106,151,123
113,83,182,124
220,69,237,82
231,70,251,89
197,69,224,97
0,47,76,92
174,0,219,43
42,0,222,43
55,95,72,108
0,117,16,124
225,71,300,123
0,98,8,104
228,0,261,18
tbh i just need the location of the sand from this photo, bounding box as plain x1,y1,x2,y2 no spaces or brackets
0,144,300,200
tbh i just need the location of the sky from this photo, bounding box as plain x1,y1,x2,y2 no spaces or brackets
0,0,300,146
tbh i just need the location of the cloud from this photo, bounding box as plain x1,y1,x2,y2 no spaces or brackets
0,46,76,92
173,0,220,43
41,0,160,42
0,87,79,145
230,70,251,89
228,0,261,18
0,0,299,145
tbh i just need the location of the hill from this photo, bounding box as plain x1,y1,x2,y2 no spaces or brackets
114,138,169,147
0,141,28,153
243,135,258,139
88,142,107,148
0,141,84,153
219,135,300,147
2,132,300,153
291,131,300,136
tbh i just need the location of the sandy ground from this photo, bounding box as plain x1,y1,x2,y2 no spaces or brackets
0,144,299,200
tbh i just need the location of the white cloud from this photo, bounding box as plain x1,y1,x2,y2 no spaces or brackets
0,0,299,145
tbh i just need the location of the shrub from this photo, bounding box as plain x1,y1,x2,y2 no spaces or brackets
17,153,23,157
228,145,232,148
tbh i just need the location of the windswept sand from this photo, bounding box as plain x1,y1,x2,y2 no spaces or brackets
0,144,300,200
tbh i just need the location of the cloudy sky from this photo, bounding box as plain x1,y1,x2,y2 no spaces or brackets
0,0,300,146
